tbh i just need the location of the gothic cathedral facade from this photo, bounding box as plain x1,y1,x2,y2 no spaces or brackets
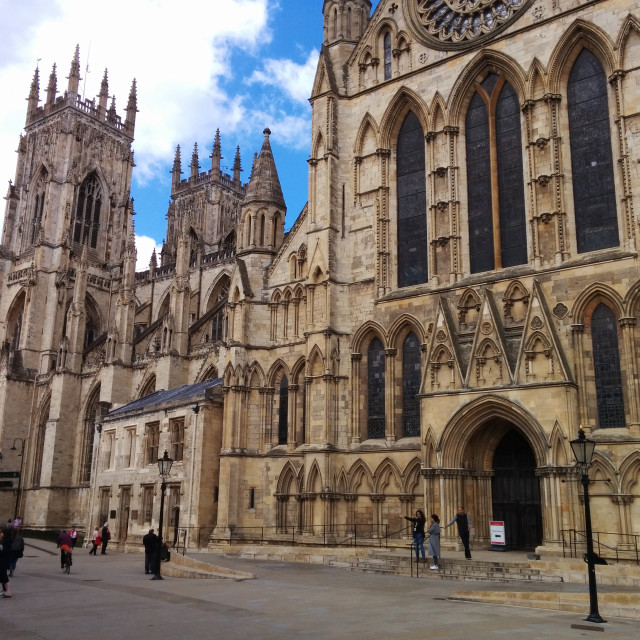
1,0,640,554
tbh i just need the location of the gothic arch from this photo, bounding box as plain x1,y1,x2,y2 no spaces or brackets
354,112,380,156
196,364,219,383
308,344,325,377
549,421,570,466
616,14,640,68
267,358,290,387
351,320,387,353
570,282,624,323
306,460,323,493
379,87,430,148
588,453,617,493
138,374,157,398
5,288,27,349
277,461,302,495
403,457,423,494
203,272,231,311
619,450,640,494
312,129,326,159
448,50,527,125
527,58,548,101
548,20,617,93
248,362,266,388
622,278,640,316
428,92,447,132
373,457,402,493
439,395,549,468
374,18,398,56
423,427,438,467
388,313,425,348
348,459,374,493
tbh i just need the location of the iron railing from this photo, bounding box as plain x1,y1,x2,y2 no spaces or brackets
561,529,640,565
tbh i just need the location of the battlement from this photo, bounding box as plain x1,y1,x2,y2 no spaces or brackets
172,169,246,195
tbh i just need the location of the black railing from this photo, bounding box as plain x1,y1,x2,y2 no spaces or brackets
561,529,640,565
228,524,411,549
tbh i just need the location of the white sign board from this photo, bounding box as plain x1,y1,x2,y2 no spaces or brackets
490,520,505,546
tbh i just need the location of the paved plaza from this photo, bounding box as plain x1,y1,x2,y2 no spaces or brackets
1,541,638,640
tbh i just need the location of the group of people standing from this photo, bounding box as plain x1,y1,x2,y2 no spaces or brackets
404,506,472,569
0,520,25,598
88,523,111,555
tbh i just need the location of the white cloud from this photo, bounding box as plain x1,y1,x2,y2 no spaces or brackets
0,0,272,217
135,235,163,272
247,49,319,103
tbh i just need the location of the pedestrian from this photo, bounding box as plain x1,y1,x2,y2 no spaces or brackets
427,514,441,570
89,527,100,555
0,528,13,597
57,529,73,569
404,509,427,563
445,506,472,559
142,528,158,574
9,527,24,577
69,526,78,548
101,522,110,554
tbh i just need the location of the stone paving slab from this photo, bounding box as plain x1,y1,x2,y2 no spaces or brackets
1,540,638,640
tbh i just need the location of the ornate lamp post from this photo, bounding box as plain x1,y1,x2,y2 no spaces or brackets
151,450,173,581
569,428,606,624
10,438,26,522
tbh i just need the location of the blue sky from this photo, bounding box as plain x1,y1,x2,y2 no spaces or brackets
0,0,380,268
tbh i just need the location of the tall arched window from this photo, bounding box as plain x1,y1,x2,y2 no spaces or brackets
30,170,47,246
384,32,392,80
397,112,428,287
72,172,102,249
591,304,625,427
402,332,421,437
31,397,50,488
278,376,289,445
466,73,527,273
568,49,618,253
367,337,386,438
81,387,100,482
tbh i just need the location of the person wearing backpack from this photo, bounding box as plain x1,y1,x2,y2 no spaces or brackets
9,528,24,577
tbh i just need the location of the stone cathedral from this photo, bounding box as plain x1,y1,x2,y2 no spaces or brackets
1,0,640,555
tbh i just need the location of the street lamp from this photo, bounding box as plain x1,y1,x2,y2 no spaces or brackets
569,428,606,624
10,438,26,523
151,450,173,580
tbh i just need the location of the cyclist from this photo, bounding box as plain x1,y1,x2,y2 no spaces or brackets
57,529,73,570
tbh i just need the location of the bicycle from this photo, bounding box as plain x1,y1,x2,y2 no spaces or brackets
61,546,72,574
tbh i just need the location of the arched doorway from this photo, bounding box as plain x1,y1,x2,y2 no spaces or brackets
492,429,542,550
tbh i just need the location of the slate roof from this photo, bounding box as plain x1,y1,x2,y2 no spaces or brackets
106,378,222,419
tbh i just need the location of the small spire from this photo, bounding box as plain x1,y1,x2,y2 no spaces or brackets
233,146,242,184
190,142,200,179
211,129,222,174
107,95,117,123
46,64,57,105
125,78,138,133
172,145,182,189
98,68,109,113
150,248,157,270
243,127,285,209
27,67,40,116
67,44,81,94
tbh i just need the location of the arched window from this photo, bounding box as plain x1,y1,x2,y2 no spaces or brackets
72,172,102,249
591,304,625,427
347,7,352,39
466,73,527,273
30,170,47,246
278,376,289,445
397,112,428,287
211,308,225,341
384,32,392,80
31,397,50,488
368,337,385,438
81,387,100,482
568,49,618,253
402,332,421,437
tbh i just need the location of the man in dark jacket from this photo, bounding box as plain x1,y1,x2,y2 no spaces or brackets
101,523,110,555
445,506,472,559
142,528,158,574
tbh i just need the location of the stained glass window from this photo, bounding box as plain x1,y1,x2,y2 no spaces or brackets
73,173,102,249
568,49,618,253
402,332,421,437
591,304,625,427
368,338,386,438
384,32,392,80
278,376,289,445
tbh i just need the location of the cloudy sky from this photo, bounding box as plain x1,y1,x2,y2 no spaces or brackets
0,0,380,269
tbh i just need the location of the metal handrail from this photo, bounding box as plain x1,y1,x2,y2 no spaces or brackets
561,529,640,565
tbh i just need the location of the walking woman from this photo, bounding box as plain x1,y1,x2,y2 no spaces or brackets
427,514,441,570
404,509,427,563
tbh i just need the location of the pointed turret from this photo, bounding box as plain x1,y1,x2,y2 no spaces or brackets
125,79,137,134
243,128,285,209
107,95,117,123
190,143,200,180
67,44,81,94
149,248,157,272
46,64,57,106
211,129,222,177
323,0,371,44
98,69,109,117
233,146,242,186
26,67,40,121
172,145,182,190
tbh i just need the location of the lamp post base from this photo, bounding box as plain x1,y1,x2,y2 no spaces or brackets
585,613,606,624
